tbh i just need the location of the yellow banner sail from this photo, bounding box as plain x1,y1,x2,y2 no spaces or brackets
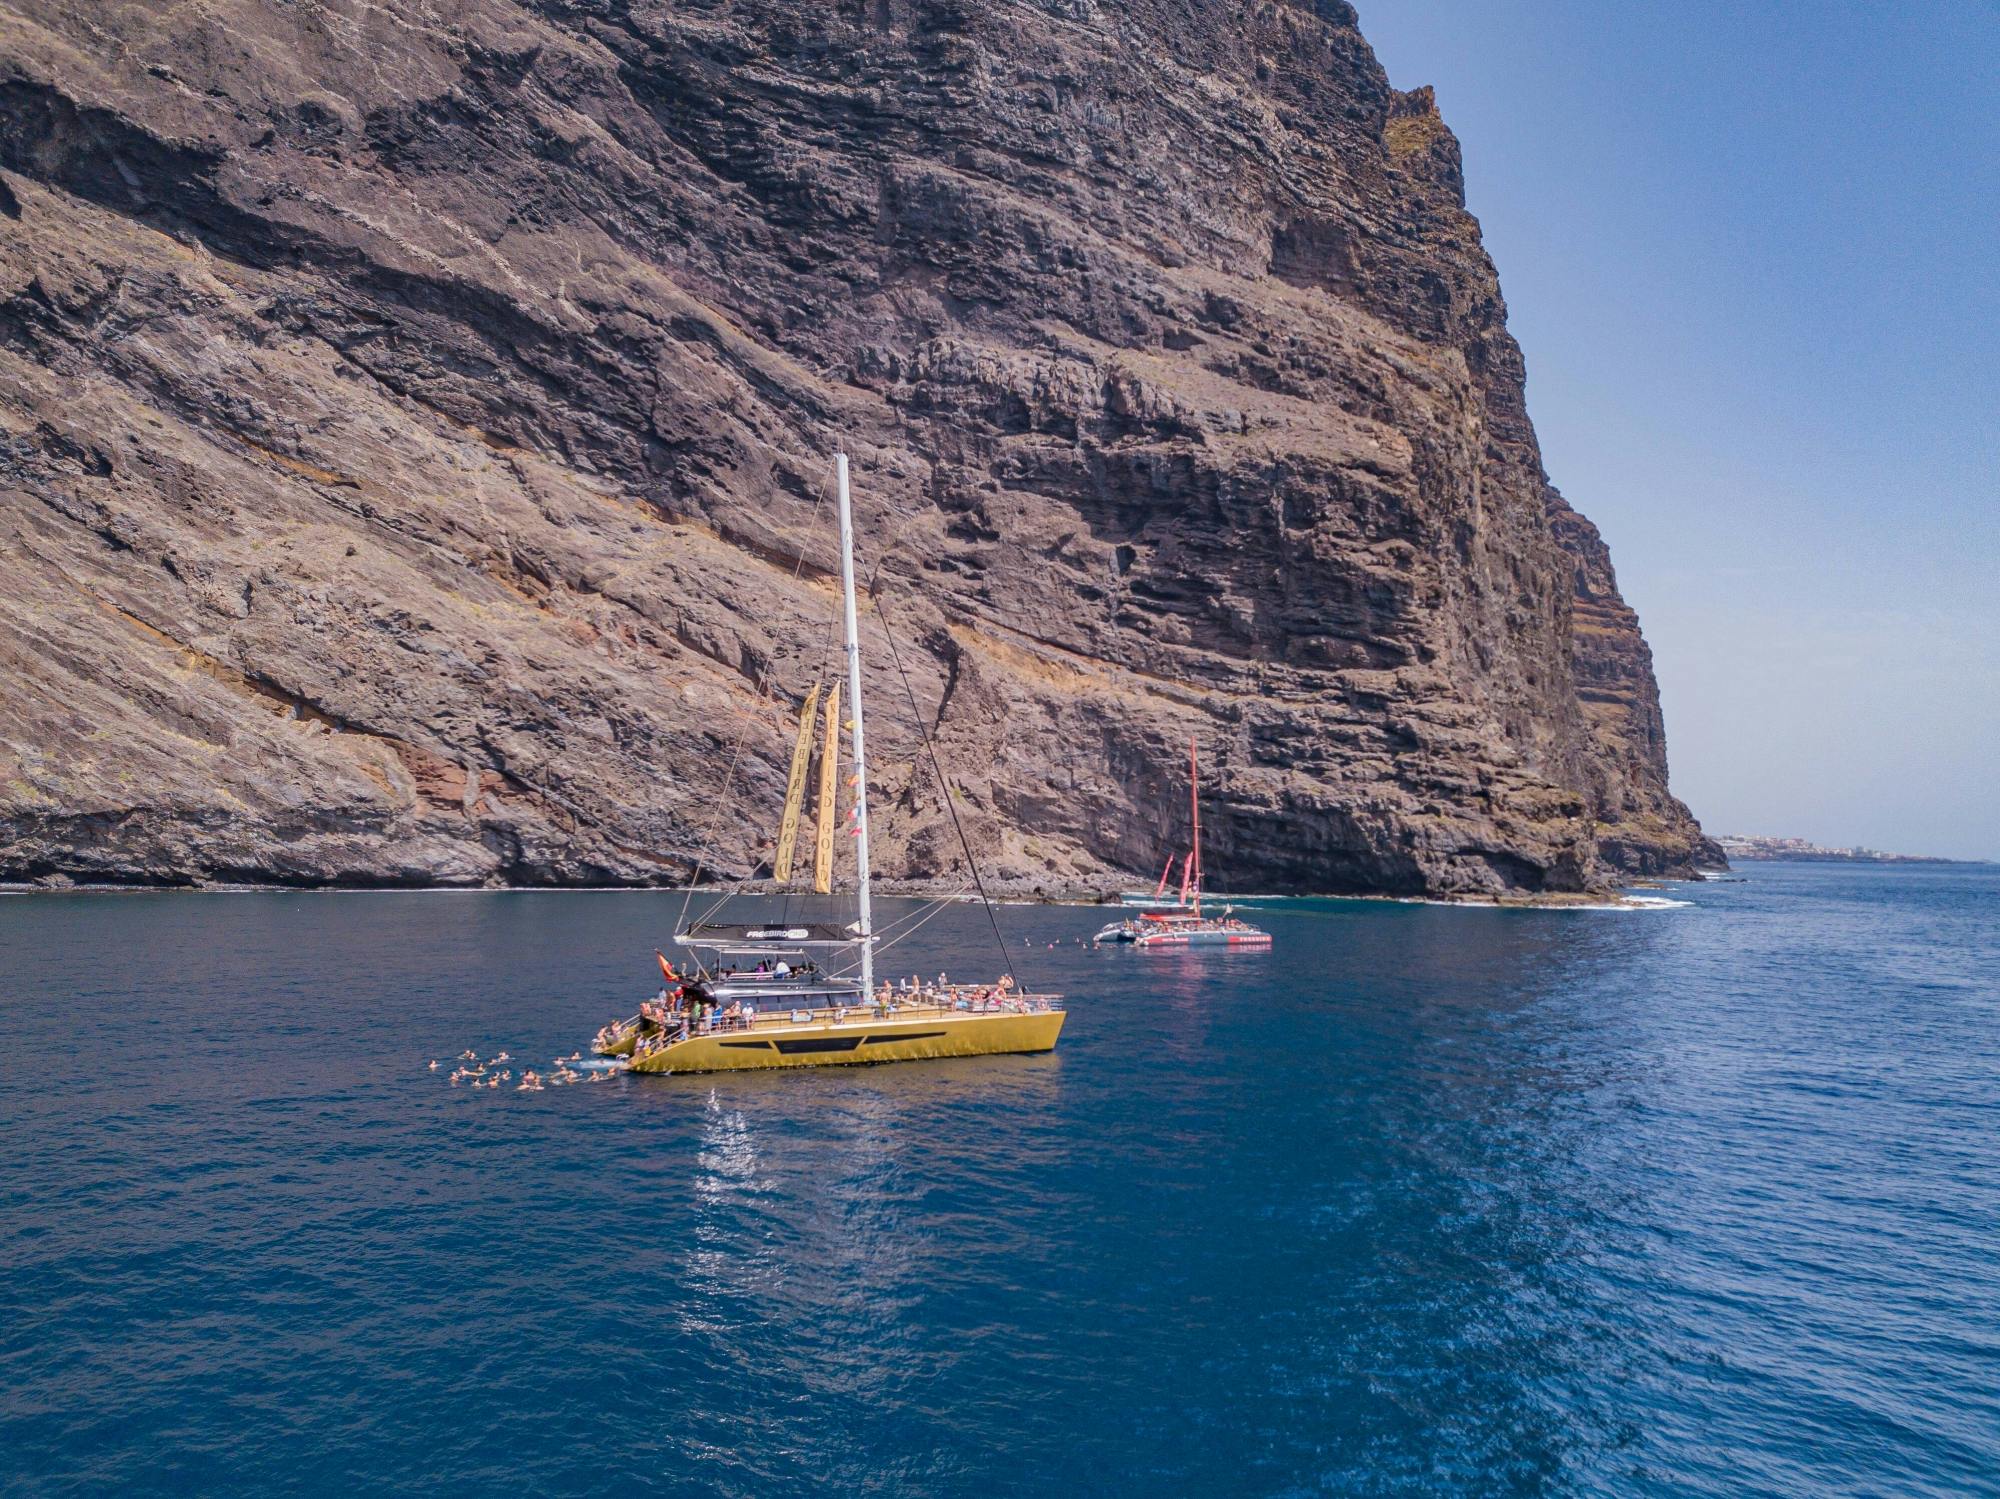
812,681,841,894
771,683,820,884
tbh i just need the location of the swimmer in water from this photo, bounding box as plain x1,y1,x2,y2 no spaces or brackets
428,1060,439,1071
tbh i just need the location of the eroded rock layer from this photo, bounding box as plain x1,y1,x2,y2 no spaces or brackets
0,0,1711,895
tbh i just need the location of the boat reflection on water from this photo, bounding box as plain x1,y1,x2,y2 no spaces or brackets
670,1055,1073,1377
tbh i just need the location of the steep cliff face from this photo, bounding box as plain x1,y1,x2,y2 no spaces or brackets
1545,490,1725,876
0,0,1712,894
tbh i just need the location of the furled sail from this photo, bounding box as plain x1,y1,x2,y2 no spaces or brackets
771,683,820,884
812,681,841,894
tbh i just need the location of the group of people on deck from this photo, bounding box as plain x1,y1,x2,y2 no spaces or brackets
634,984,755,1054
872,973,1045,1016
623,967,1048,1057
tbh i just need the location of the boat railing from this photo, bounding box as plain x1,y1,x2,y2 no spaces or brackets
647,994,1061,1037
620,990,1066,1058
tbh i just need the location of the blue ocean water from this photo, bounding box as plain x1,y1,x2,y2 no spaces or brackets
2,863,1995,1497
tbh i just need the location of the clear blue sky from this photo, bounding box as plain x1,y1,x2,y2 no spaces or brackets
1357,0,1999,859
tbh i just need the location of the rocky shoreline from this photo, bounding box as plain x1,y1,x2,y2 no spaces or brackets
3,873,1703,910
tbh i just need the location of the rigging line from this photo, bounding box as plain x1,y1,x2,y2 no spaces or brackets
831,886,977,975
863,883,964,940
671,695,776,948
697,598,846,936
687,738,818,937
871,886,975,956
824,899,972,979
871,583,1022,994
691,470,852,938
855,881,972,947
739,448,925,949
824,887,980,979
674,459,836,950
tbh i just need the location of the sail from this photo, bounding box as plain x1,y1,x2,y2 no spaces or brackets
771,683,820,884
813,680,841,894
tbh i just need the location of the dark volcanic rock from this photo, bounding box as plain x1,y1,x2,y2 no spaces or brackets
0,0,1713,895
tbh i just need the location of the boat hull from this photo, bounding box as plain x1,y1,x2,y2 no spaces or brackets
1131,930,1271,947
1095,920,1272,947
625,1008,1065,1074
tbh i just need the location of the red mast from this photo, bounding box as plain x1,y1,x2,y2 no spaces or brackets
1189,736,1202,915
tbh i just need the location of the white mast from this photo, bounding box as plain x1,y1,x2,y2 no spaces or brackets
835,451,875,998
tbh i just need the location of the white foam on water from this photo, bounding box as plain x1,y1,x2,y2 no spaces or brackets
1568,895,1695,911
1338,893,1696,912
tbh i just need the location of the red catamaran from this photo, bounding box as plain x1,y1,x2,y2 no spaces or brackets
1094,741,1273,948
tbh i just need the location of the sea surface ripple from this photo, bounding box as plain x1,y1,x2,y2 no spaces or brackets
2,863,1995,1496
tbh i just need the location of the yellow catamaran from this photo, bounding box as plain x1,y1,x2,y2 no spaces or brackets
593,453,1065,1074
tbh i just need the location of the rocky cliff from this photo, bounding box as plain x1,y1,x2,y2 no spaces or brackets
0,0,1713,895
